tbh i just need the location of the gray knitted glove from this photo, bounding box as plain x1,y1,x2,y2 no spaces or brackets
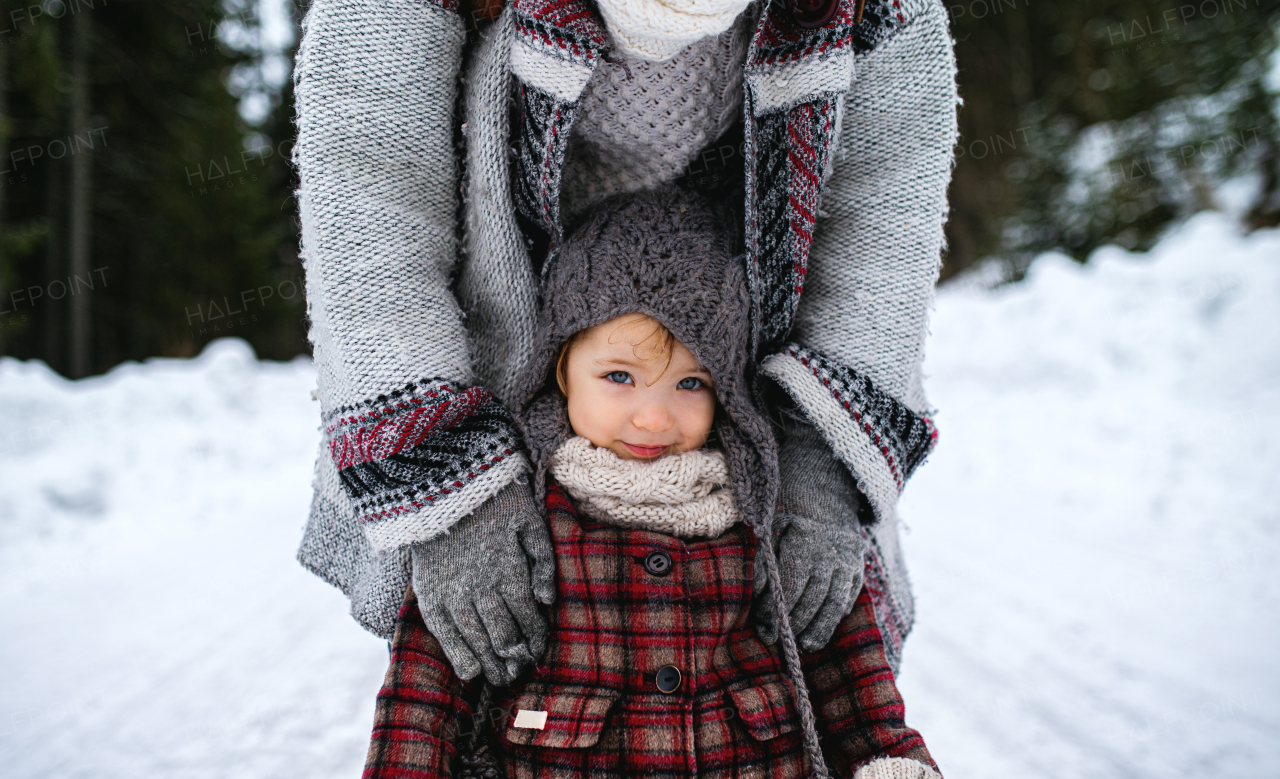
411,479,556,686
755,414,867,651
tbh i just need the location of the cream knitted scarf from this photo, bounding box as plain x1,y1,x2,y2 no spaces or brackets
549,436,741,538
595,0,754,62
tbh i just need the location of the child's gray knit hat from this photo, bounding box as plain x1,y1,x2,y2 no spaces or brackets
509,185,776,538
509,186,832,779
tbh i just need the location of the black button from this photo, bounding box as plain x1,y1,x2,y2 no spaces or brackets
786,0,838,29
643,550,673,576
655,665,682,694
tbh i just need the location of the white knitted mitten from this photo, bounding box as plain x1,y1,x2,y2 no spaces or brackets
852,757,941,779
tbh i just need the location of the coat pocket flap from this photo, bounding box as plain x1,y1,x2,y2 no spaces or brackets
503,684,622,749
727,677,801,742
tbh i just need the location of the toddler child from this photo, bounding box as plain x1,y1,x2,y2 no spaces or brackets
362,188,938,779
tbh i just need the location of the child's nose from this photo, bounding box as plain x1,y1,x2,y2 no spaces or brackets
632,403,675,433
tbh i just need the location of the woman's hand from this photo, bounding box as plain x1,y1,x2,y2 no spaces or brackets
411,480,557,685
754,413,868,652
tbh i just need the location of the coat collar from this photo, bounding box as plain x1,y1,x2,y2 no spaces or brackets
505,0,873,355
508,0,862,106
508,0,607,102
744,0,860,116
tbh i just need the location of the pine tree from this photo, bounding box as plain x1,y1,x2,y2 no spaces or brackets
4,0,1277,369
945,0,1280,279
0,0,304,375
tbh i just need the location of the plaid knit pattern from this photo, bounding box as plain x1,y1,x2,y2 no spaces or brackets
514,83,580,254
741,0,877,355
512,0,607,59
775,344,937,491
744,98,843,352
860,531,911,675
323,378,523,532
364,482,935,778
850,0,911,51
747,0,862,67
510,0,609,255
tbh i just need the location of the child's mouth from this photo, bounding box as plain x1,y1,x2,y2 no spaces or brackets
622,442,667,458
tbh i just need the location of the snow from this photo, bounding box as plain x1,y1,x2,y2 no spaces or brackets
1,211,1277,778
897,212,1280,778
0,345,383,778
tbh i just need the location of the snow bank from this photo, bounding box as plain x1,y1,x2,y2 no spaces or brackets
0,212,1276,778
0,343,384,779
897,212,1280,778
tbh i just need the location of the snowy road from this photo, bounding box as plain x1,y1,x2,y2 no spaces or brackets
1,213,1277,778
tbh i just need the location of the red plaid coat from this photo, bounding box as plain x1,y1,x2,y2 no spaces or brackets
364,483,936,779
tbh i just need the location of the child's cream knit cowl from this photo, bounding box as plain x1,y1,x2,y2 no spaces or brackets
550,436,740,538
595,0,754,61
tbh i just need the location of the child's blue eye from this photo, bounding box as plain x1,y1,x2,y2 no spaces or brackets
677,377,704,390
606,371,633,385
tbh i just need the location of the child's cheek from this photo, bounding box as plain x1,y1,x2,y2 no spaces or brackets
679,391,716,445
566,383,620,445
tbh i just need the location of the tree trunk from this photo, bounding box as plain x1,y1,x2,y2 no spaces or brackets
0,40,8,355
68,7,93,378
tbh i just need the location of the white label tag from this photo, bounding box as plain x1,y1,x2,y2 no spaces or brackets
513,709,548,730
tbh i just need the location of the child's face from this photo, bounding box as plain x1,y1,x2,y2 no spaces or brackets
562,313,716,461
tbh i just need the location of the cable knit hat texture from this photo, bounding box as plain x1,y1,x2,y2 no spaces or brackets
510,186,777,540
511,187,835,779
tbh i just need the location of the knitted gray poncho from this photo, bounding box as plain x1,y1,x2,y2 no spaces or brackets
510,187,832,778
293,0,957,669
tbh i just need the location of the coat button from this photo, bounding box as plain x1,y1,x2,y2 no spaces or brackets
643,550,673,576
655,665,682,694
786,0,839,29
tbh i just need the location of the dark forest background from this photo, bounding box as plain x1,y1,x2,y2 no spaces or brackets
1,0,1278,376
